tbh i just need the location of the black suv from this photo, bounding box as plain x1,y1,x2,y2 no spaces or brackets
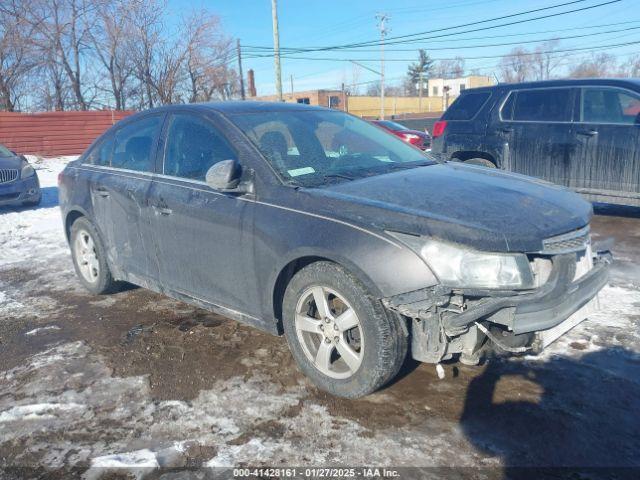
431,78,640,207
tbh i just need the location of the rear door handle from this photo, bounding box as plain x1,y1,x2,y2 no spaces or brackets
577,129,598,137
153,205,172,216
499,127,513,134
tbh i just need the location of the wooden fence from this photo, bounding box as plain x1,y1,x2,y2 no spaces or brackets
0,110,134,157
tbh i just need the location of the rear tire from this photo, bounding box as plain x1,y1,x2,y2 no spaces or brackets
464,158,496,168
282,261,408,398
70,217,120,295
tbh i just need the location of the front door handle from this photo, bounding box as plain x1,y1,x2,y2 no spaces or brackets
577,129,598,137
499,127,513,134
95,187,110,198
153,205,172,216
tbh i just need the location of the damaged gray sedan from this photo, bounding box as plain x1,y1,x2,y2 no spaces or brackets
58,102,610,398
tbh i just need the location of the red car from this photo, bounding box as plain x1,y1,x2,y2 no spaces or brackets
371,120,431,150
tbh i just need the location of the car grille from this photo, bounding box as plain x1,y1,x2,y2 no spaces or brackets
541,225,591,254
0,169,19,184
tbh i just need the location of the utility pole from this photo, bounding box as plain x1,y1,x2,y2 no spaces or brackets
237,39,245,100
418,71,423,112
290,74,294,97
375,13,389,119
271,0,283,101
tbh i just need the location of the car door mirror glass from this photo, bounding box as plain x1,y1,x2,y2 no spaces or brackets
205,160,242,191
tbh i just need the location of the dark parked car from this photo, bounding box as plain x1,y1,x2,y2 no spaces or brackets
59,102,609,398
431,78,640,206
0,144,41,207
371,119,431,150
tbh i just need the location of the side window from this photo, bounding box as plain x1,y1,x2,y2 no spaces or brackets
581,88,640,124
443,92,491,120
512,89,573,122
86,134,114,166
163,113,237,181
500,92,515,121
112,116,161,172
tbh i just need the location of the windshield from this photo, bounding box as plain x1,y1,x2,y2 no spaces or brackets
377,120,409,131
229,110,436,187
0,144,14,157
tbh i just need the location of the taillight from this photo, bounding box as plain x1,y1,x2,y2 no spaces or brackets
399,132,421,145
432,120,448,138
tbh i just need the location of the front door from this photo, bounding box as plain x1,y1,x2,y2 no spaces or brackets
570,86,640,201
497,87,576,187
148,112,257,316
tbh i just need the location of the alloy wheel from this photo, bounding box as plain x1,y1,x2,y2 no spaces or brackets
294,285,363,379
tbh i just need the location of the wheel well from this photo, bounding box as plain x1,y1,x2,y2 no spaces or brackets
450,151,496,165
272,256,331,333
64,210,84,241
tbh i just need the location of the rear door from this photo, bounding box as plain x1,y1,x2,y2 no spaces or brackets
89,115,163,285
148,111,257,314
570,86,640,200
497,87,576,186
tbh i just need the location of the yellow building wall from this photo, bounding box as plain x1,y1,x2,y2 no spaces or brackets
347,96,447,117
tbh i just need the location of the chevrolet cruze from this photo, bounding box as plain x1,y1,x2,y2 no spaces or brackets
58,102,609,398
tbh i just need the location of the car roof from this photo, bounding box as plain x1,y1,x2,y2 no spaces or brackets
130,101,331,117
462,78,640,93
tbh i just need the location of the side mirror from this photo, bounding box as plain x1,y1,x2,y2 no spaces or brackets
205,159,242,191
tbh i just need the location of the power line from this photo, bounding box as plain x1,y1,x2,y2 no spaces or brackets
244,39,640,63
243,0,619,54
243,25,640,55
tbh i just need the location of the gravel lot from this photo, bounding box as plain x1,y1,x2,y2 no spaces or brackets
1,158,639,479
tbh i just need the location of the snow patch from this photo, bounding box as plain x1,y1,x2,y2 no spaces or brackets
0,403,84,422
25,325,61,336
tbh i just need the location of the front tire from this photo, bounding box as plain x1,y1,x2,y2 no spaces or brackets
70,217,119,295
282,261,408,398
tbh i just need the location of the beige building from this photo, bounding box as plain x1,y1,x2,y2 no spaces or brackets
426,75,495,98
250,89,346,110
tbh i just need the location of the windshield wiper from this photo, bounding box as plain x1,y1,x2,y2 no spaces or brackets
321,173,355,182
386,161,434,170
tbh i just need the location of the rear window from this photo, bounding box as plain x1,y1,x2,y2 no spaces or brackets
443,92,491,120
510,88,573,122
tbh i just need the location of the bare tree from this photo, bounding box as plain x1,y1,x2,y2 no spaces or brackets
90,0,135,110
531,39,565,80
0,9,38,110
433,57,465,79
569,52,618,78
619,54,640,77
499,47,533,83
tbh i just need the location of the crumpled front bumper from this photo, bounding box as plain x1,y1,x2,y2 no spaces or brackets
443,252,609,335
382,249,611,361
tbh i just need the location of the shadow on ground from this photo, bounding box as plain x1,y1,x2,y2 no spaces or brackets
460,347,640,479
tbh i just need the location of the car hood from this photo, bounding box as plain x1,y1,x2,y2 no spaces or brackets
298,163,592,252
0,156,22,169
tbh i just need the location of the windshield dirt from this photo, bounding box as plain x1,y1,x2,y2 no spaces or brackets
228,110,436,186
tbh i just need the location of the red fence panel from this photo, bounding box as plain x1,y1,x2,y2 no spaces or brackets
0,110,134,157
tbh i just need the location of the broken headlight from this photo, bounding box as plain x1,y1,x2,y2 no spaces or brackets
387,232,534,289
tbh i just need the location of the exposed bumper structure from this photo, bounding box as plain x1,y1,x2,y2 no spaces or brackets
382,249,611,364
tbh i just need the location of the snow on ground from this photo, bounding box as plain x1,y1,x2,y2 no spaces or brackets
0,341,493,470
0,156,72,268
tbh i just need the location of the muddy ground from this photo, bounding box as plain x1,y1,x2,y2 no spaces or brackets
1,166,639,480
